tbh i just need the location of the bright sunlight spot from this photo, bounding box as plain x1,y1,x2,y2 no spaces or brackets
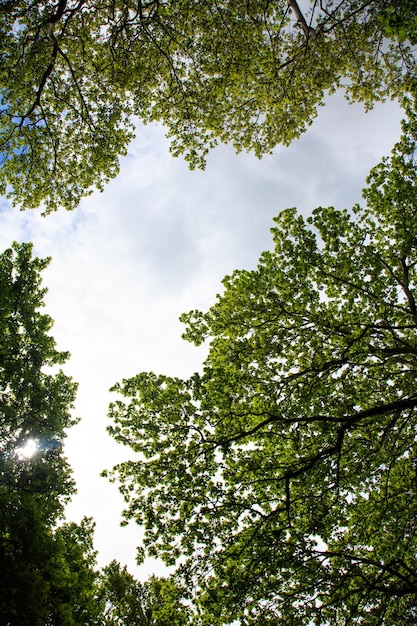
15,438,38,460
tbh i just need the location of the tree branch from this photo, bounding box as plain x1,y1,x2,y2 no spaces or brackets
287,0,315,37
45,0,68,25
24,43,59,119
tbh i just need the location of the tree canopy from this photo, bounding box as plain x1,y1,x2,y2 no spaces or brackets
105,98,417,624
1,0,416,211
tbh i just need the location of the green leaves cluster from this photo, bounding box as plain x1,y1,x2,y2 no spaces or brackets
106,100,417,623
378,0,417,45
98,560,192,626
0,0,135,212
0,242,77,517
1,0,416,210
0,242,102,624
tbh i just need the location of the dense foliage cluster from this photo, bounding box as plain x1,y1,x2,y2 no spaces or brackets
0,0,416,210
106,100,417,623
0,243,93,623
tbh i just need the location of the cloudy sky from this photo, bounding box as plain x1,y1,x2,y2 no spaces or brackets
0,92,404,579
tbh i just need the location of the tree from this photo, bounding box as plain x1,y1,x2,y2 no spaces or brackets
0,242,77,519
0,242,104,624
98,560,192,625
105,98,417,624
1,0,415,212
0,510,104,625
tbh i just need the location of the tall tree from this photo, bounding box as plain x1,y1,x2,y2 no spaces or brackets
106,98,417,624
0,242,103,624
0,242,77,518
1,0,415,211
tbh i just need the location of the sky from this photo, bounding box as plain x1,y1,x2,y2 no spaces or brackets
0,91,404,579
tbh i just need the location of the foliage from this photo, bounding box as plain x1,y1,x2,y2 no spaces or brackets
0,511,104,625
0,242,103,624
378,0,417,45
1,0,416,211
98,560,192,625
106,100,417,624
0,242,77,518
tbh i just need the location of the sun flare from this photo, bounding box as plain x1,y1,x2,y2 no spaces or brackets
16,439,38,460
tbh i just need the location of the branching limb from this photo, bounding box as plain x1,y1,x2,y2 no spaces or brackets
287,0,315,37
23,42,59,119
